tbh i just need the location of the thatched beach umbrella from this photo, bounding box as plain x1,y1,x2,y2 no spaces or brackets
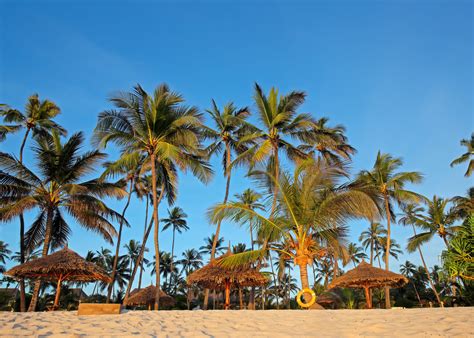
5,247,111,309
328,261,408,309
187,252,267,309
124,285,175,309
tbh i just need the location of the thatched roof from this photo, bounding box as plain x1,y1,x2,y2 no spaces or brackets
329,261,408,289
5,247,111,283
124,285,175,307
187,252,267,289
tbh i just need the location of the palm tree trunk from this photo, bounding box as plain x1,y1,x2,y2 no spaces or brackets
268,252,280,309
271,145,279,215
138,195,149,290
205,142,232,310
170,228,176,292
413,226,443,306
297,261,311,303
248,223,255,310
150,154,161,310
370,240,374,266
28,208,53,312
239,288,244,309
107,179,133,303
124,185,163,302
411,280,422,307
383,195,392,309
18,127,30,312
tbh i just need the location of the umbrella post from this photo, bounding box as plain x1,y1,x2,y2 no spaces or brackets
363,286,372,309
224,280,230,310
53,275,63,310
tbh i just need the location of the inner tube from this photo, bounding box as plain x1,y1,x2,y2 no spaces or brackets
296,288,317,308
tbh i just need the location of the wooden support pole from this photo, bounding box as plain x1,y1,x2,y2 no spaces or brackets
53,275,63,309
225,280,231,310
364,286,372,309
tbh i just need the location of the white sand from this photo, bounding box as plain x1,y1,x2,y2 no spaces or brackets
0,308,472,337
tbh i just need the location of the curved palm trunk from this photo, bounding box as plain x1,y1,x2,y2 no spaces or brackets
28,208,53,312
170,228,176,292
413,225,443,306
270,145,279,216
125,187,163,302
107,179,133,303
205,143,232,310
138,195,149,290
411,279,422,307
383,195,391,309
150,154,161,310
18,128,30,312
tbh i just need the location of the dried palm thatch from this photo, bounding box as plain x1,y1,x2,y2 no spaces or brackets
328,261,408,309
124,285,175,308
187,251,267,309
5,247,111,283
5,247,111,310
187,252,267,290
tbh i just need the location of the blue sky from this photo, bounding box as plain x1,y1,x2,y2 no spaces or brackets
0,0,472,289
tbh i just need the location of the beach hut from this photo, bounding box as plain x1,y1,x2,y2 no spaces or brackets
5,247,111,310
329,261,408,309
187,252,267,309
328,261,408,309
124,285,175,309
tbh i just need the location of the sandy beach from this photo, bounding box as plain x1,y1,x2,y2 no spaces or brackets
0,307,472,337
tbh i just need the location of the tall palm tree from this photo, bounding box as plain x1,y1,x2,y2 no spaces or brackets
399,203,443,306
407,196,458,250
0,241,11,273
0,95,65,311
358,222,386,266
102,153,146,302
210,159,379,303
240,83,314,215
353,151,423,308
0,132,126,311
148,252,178,292
399,260,422,306
93,84,212,310
376,238,402,261
233,189,265,251
124,239,143,277
203,100,253,309
450,133,474,177
162,206,189,284
346,243,367,267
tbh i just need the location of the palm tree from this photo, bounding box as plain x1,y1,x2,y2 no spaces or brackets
210,159,379,303
358,222,386,266
148,252,178,292
124,239,143,278
399,260,422,306
450,133,474,177
346,243,367,267
400,203,443,306
376,238,402,261
102,153,146,302
178,249,203,276
0,132,126,311
162,206,189,283
0,241,11,273
353,151,423,308
0,95,65,311
407,196,458,250
93,83,212,310
101,254,130,299
203,100,253,309
299,117,356,165
199,234,225,256
240,84,314,215
233,189,265,250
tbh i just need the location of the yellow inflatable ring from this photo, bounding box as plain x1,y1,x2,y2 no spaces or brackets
296,288,317,308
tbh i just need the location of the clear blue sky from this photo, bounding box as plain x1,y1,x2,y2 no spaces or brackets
1,0,472,289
